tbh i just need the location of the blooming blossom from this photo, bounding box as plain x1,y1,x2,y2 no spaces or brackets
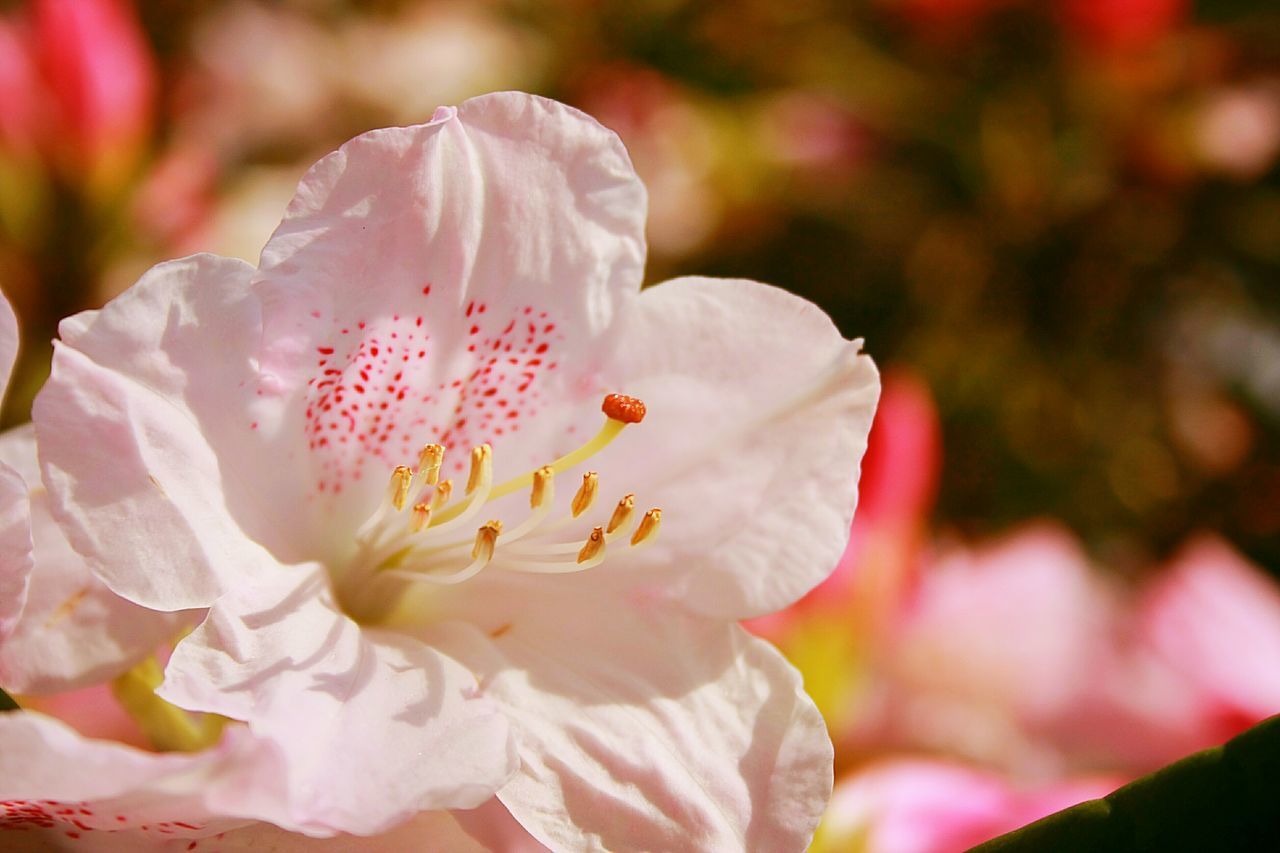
29,92,879,848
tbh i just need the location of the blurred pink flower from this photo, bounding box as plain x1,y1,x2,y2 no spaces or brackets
0,0,154,189
818,759,1119,853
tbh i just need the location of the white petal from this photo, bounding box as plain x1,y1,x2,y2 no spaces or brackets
158,563,517,836
33,255,296,611
593,276,879,619
0,426,186,692
253,92,647,526
0,711,272,838
432,583,833,852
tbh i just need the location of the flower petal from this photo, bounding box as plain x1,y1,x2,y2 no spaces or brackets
0,285,17,401
819,759,1119,853
158,563,517,836
253,91,647,523
0,461,32,644
594,276,879,620
0,710,276,839
433,582,833,852
0,426,186,693
0,288,30,643
34,254,295,610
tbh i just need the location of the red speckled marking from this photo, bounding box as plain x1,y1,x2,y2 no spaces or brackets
2,800,209,841
302,290,566,492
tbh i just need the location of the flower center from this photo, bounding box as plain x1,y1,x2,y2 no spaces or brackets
335,394,660,622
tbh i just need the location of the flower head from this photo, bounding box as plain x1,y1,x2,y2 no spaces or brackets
30,92,879,847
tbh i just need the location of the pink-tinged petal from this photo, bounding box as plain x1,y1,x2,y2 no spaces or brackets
17,682,148,749
1138,535,1280,726
0,711,279,839
158,563,516,836
0,289,32,644
0,285,18,400
0,425,187,693
434,582,833,852
856,524,1117,773
820,759,1119,853
593,276,878,620
0,462,32,643
255,91,647,523
450,797,549,853
34,254,298,611
122,810,493,853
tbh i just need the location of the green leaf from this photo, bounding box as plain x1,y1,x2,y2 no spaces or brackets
0,686,18,712
971,715,1280,852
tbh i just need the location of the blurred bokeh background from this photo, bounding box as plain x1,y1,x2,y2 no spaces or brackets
1,0,1277,848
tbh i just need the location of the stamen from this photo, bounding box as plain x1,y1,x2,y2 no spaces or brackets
530,466,554,509
472,520,502,560
571,472,598,517
418,444,444,485
410,502,432,533
391,466,413,511
479,394,645,504
431,479,453,511
577,527,606,563
386,520,502,586
606,494,635,534
631,509,662,546
466,444,492,494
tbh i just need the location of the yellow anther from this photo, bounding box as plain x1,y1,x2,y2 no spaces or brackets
472,520,502,561
571,472,598,518
607,494,635,534
410,502,432,533
431,479,454,511
531,466,554,509
466,444,492,494
631,509,662,546
390,466,413,511
418,444,445,485
577,527,606,564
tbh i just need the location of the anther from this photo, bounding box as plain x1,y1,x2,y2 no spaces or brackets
431,479,454,511
571,472,598,517
390,466,413,511
602,394,646,424
631,509,662,546
466,445,492,494
577,527,606,564
607,494,635,534
472,520,502,561
410,502,432,533
531,466,554,509
418,444,444,485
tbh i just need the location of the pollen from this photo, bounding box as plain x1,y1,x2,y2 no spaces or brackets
417,443,444,485
531,465,554,508
572,472,598,517
606,494,635,534
577,527,606,563
631,509,662,546
602,393,646,424
390,466,413,511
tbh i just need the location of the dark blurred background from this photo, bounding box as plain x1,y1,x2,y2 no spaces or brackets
1,0,1277,573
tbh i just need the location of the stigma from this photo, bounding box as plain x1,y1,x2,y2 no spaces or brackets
351,394,661,588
